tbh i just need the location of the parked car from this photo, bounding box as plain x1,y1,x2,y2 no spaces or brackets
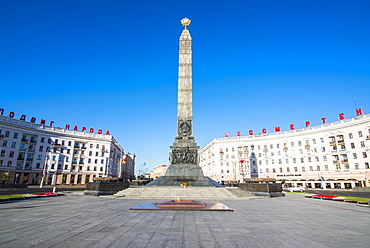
286,186,306,192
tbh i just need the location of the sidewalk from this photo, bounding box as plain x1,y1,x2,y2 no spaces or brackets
0,193,369,248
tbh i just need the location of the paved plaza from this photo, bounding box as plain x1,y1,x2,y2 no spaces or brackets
0,193,369,248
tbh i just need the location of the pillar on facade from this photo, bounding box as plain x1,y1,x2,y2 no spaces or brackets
66,174,71,184
81,175,86,184
0,171,4,183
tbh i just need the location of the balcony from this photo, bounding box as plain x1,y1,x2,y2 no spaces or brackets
21,139,29,142
30,140,37,144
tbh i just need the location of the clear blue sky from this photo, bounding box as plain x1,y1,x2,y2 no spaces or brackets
1,0,369,174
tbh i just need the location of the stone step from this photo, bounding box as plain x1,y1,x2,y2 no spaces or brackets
103,186,258,199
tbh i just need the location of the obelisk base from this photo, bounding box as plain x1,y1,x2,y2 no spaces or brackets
146,163,222,187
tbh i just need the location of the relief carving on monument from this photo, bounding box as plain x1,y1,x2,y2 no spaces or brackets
170,147,197,165
178,120,192,136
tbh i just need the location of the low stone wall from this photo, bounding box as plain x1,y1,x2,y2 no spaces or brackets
239,183,284,197
84,182,130,196
353,187,370,191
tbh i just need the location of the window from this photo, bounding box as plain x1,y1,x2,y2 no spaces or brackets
66,157,69,162
90,144,93,148
55,139,59,144
294,167,298,172
351,143,355,149
101,159,104,164
9,151,14,157
363,152,368,158
94,159,98,164
96,144,99,149
67,149,70,154
37,154,42,160
324,165,328,171
355,163,359,170
300,158,304,163
100,167,103,171
88,158,91,163
308,157,311,162
39,146,43,152
298,141,302,146
349,133,353,139
13,132,18,139
0,150,5,157
5,131,10,137
293,158,296,163
286,159,289,164
360,141,365,148
7,161,12,167
320,138,324,143
358,131,363,137
2,140,8,147
353,153,357,159
277,143,280,148
365,163,369,169
302,166,306,172
291,142,294,147
11,142,16,148
270,144,273,149
309,166,313,171
48,138,52,144
315,156,319,162
316,166,321,171
68,141,72,146
312,139,316,144
61,140,65,145
95,152,99,156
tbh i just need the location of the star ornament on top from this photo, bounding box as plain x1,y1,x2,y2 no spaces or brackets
180,17,191,28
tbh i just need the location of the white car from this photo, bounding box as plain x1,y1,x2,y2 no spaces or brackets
286,186,306,192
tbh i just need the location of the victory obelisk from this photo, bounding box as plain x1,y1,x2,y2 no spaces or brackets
147,18,218,187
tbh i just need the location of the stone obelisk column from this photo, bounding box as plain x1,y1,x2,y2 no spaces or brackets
146,18,216,187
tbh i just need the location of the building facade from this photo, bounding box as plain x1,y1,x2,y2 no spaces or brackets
0,115,129,185
121,153,136,182
150,165,169,179
199,113,370,189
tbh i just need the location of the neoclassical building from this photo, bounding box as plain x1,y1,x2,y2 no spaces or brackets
0,114,134,185
199,113,370,189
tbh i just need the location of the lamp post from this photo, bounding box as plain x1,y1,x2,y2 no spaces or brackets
39,155,49,188
39,143,60,188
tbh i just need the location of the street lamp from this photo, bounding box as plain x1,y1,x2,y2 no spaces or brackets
39,155,49,188
39,143,60,188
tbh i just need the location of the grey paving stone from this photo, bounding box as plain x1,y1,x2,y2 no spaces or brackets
0,193,369,248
